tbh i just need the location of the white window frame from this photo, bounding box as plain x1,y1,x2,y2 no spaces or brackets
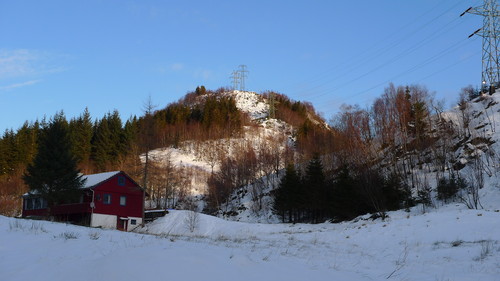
103,194,112,205
120,195,126,206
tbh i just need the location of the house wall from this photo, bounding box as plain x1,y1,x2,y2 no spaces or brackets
21,172,145,232
91,213,117,229
125,217,143,231
92,172,144,223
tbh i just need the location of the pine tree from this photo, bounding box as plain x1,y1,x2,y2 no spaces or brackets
123,116,138,151
15,121,39,166
273,164,302,222
69,108,93,171
106,110,125,160
23,112,86,209
92,117,112,171
330,165,366,221
304,155,326,223
0,129,19,176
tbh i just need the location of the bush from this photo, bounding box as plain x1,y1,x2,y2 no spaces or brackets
88,231,101,240
436,174,466,203
56,231,79,240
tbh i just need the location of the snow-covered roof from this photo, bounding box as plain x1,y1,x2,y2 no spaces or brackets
23,171,122,196
82,171,121,188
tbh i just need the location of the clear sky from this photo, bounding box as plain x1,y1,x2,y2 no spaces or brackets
0,0,486,132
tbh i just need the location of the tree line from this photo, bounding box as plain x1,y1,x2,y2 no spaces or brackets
0,87,252,215
272,83,494,223
1,83,494,219
272,155,410,223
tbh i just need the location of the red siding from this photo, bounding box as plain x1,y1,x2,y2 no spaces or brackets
92,172,144,218
22,171,145,225
22,208,48,217
22,191,93,217
51,203,92,215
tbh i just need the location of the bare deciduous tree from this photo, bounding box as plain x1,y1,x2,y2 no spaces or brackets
459,157,484,209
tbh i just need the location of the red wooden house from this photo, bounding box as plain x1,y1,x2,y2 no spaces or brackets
22,171,146,232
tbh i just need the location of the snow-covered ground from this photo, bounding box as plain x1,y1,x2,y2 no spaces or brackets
2,201,499,281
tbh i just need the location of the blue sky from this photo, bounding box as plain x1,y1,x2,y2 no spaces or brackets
0,0,485,131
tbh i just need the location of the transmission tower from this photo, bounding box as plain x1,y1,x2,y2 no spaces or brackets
238,64,249,91
230,70,240,90
461,0,500,94
268,91,276,119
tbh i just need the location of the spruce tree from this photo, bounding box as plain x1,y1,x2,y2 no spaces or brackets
91,116,112,170
330,165,366,221
0,129,18,175
273,164,301,222
106,110,125,159
69,108,93,169
23,112,86,208
304,154,326,223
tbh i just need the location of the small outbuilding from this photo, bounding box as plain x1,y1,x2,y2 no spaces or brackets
22,171,146,231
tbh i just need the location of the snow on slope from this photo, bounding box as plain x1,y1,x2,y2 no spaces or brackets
2,204,500,281
224,90,269,120
144,91,293,203
442,92,500,166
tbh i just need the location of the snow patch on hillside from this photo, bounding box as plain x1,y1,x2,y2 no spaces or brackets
442,92,500,166
148,147,213,174
143,92,295,208
225,90,269,120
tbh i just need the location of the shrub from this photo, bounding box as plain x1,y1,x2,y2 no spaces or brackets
437,174,464,203
56,231,79,240
88,231,101,240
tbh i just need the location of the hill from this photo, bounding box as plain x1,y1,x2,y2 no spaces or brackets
143,86,500,224
143,89,331,219
4,84,500,223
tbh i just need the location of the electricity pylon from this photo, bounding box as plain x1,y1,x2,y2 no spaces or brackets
268,91,276,119
461,0,500,94
229,65,249,91
230,70,240,90
238,65,248,91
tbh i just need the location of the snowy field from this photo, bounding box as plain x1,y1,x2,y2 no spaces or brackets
1,203,499,281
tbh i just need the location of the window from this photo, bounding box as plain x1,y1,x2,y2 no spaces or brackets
26,198,33,210
130,219,137,225
33,198,41,209
118,176,125,186
26,197,47,210
103,194,111,205
41,198,48,209
120,195,126,206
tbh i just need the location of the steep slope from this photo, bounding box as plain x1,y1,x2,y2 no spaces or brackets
144,90,321,216
443,93,500,170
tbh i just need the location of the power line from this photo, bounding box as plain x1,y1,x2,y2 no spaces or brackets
304,26,475,101
293,1,450,89
293,0,470,96
324,38,479,108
